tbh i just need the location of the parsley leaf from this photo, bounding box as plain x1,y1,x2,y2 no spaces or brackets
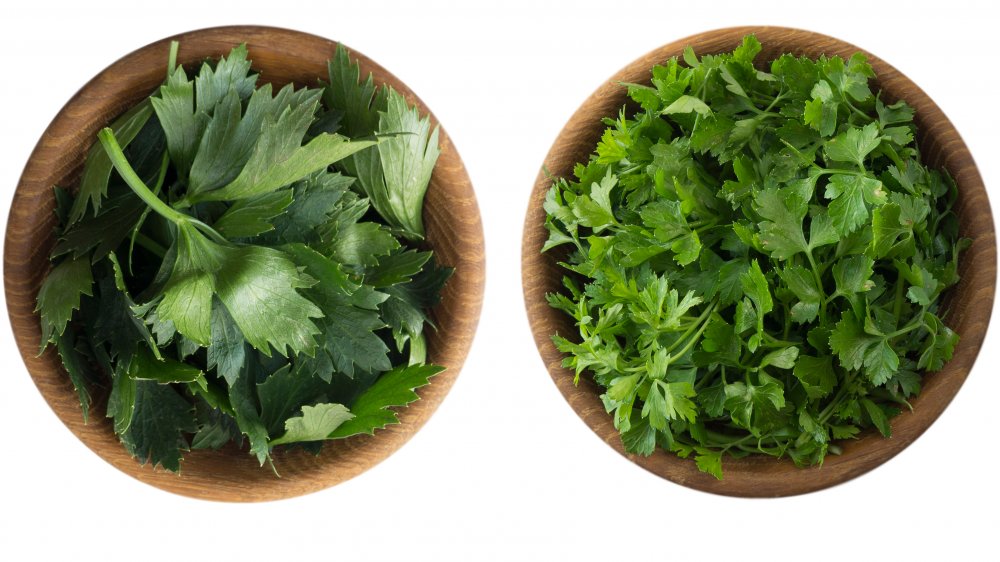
824,123,882,169
543,34,965,479
824,174,887,235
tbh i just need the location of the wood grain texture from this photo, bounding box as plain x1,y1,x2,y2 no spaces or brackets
522,27,996,497
5,26,485,502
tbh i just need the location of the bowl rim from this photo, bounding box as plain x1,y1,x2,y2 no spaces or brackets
4,24,485,502
521,25,996,497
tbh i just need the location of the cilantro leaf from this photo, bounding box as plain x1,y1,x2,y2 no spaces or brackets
792,355,837,399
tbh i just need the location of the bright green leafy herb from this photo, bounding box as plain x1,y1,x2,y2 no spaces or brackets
37,42,450,472
543,35,966,478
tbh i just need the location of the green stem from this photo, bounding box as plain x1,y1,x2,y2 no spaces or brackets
694,366,719,391
133,232,167,258
763,92,785,113
886,309,927,340
781,301,791,341
812,167,870,179
747,107,781,119
101,128,231,248
805,249,828,324
128,151,171,272
844,98,872,122
892,277,905,320
722,435,757,452
697,69,713,101
704,430,752,446
98,128,190,226
662,301,717,356
190,218,230,245
673,302,718,359
819,370,858,424
167,41,179,75
763,333,800,347
881,144,906,170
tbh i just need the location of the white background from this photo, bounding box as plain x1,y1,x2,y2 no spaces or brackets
1,1,997,560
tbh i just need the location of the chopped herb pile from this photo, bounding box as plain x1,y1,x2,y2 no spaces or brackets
36,42,450,472
542,35,966,479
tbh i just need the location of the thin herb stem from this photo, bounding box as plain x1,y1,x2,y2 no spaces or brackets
892,277,905,320
819,370,858,424
662,301,717,356
672,302,718,359
881,143,906,170
704,430,752,445
886,309,927,340
133,232,167,258
844,98,871,122
98,128,190,226
128,151,171,273
763,333,800,347
812,167,870,179
763,91,785,113
805,248,827,324
167,41,179,75
191,219,230,245
100,128,230,247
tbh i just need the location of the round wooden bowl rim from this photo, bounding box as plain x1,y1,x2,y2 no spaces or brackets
5,25,485,502
521,25,996,497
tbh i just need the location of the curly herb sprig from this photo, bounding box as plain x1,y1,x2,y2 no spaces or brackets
543,35,965,478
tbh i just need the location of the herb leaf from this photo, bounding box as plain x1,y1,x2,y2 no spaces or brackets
38,42,450,472
270,404,354,446
543,34,964,479
36,256,93,351
330,364,442,438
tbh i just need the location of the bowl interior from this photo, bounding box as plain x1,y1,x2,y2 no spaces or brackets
5,26,484,502
521,26,995,497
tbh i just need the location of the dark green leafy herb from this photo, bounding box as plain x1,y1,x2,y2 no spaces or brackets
37,42,450,472
543,35,965,479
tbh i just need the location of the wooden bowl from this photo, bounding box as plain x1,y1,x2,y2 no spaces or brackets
521,26,995,497
5,26,485,502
